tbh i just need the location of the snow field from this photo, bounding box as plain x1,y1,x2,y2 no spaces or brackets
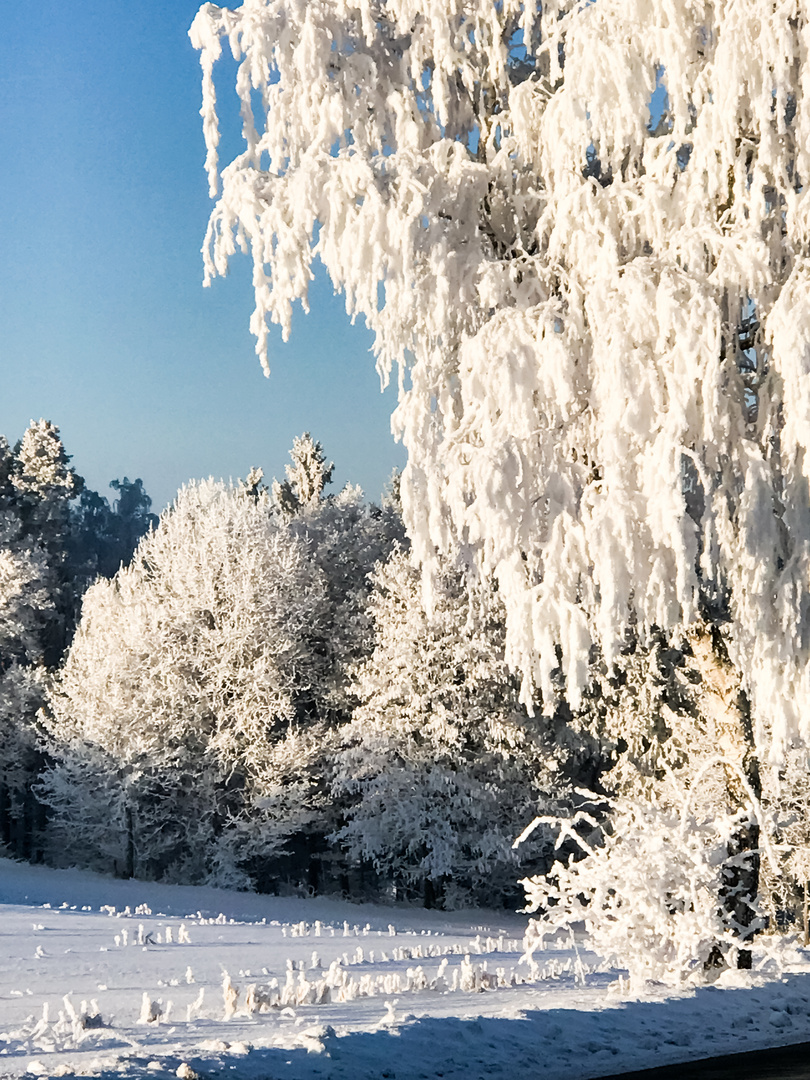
0,899,580,1053
4,859,810,1080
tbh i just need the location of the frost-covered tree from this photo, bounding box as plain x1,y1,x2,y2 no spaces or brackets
239,465,269,504
189,0,810,740
266,437,406,887
41,479,327,886
9,420,83,664
332,549,561,908
271,436,405,720
13,420,81,546
0,539,52,859
272,432,334,515
190,0,810,958
0,421,84,857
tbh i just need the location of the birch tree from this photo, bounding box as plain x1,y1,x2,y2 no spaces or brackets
190,0,810,960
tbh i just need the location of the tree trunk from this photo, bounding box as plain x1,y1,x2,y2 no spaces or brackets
688,623,761,968
0,782,10,850
125,804,135,879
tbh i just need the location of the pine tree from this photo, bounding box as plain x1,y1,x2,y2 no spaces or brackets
0,421,83,858
332,549,561,908
13,420,81,557
271,433,334,516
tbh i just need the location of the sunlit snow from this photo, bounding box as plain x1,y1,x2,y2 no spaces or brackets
3,859,810,1080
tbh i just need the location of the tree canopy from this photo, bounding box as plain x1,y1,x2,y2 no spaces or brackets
191,0,810,764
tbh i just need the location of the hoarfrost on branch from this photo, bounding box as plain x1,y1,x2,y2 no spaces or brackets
190,0,810,758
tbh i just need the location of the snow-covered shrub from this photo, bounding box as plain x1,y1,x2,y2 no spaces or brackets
519,778,763,989
333,549,561,908
757,750,810,932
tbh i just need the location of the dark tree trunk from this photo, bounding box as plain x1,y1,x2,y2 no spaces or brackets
125,804,135,879
689,623,761,968
0,782,10,849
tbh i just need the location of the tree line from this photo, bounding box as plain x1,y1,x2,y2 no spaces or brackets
0,426,568,907
5,422,810,985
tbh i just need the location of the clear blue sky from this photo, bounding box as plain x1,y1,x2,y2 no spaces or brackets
0,1,405,512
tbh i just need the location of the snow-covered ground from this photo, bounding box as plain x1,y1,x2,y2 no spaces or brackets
2,858,810,1080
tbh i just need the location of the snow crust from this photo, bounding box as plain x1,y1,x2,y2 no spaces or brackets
3,858,810,1080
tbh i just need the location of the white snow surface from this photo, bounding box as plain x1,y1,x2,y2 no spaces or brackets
2,858,810,1079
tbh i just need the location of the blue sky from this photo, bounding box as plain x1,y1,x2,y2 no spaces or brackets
0,1,405,512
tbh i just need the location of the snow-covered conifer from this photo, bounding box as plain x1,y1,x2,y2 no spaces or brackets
333,549,560,908
271,436,406,722
272,433,334,516
266,438,406,888
239,466,269,505
0,421,83,856
0,544,53,667
13,420,81,555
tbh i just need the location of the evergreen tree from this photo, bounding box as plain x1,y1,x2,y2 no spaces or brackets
271,433,334,516
13,420,81,544
271,435,406,722
332,549,561,909
70,476,158,583
0,420,82,857
10,419,82,665
267,437,406,889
